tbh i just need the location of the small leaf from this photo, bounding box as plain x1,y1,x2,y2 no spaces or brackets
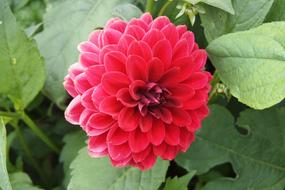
0,118,12,190
176,105,285,189
112,3,143,21
68,148,169,190
0,0,45,109
207,22,285,109
10,172,43,190
200,0,274,42
163,171,196,190
185,0,234,14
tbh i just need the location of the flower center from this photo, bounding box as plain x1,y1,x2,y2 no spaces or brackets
137,83,170,116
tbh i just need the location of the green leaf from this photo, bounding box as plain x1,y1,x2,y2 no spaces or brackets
266,0,285,22
163,171,196,190
0,118,12,190
176,105,285,189
200,0,274,42
68,148,169,190
36,0,137,108
10,172,42,190
186,0,234,14
207,22,285,109
112,3,143,21
60,131,86,187
0,0,45,110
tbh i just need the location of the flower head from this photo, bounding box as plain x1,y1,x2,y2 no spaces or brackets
64,13,211,170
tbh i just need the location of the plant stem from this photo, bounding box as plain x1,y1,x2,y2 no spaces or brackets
11,123,48,185
158,0,173,16
146,0,154,13
0,111,20,118
20,111,60,154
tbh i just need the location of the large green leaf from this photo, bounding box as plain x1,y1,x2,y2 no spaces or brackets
0,118,12,190
207,22,285,109
0,0,45,110
186,0,234,14
163,171,196,190
10,172,42,190
265,0,285,22
60,131,86,187
176,105,285,189
200,0,274,42
36,0,137,108
68,148,169,190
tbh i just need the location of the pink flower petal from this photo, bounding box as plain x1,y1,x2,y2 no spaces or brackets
142,29,165,48
151,16,171,30
102,71,130,95
85,65,105,86
102,29,122,46
170,108,192,126
125,25,145,40
147,119,165,145
139,114,153,132
132,146,151,163
153,39,172,69
117,34,136,54
86,113,114,136
165,125,180,145
104,51,126,73
107,123,129,145
117,88,138,107
88,133,107,152
161,23,179,47
81,87,96,110
140,13,153,24
99,96,123,116
126,55,148,81
65,95,84,125
129,129,150,153
148,58,164,82
127,41,152,62
118,107,140,131
108,142,131,161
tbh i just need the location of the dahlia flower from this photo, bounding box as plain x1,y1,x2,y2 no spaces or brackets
64,13,211,170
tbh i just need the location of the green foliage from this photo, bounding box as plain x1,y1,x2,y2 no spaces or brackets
60,131,86,187
0,118,12,190
112,3,143,21
207,22,285,109
185,0,234,14
1,0,285,189
266,0,285,22
36,0,137,108
200,0,274,42
68,148,169,190
176,105,285,189
163,171,196,190
10,172,42,190
0,0,45,110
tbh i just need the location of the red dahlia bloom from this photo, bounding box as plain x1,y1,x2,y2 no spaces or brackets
64,13,212,170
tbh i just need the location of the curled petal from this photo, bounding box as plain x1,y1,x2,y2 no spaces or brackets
65,95,84,125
